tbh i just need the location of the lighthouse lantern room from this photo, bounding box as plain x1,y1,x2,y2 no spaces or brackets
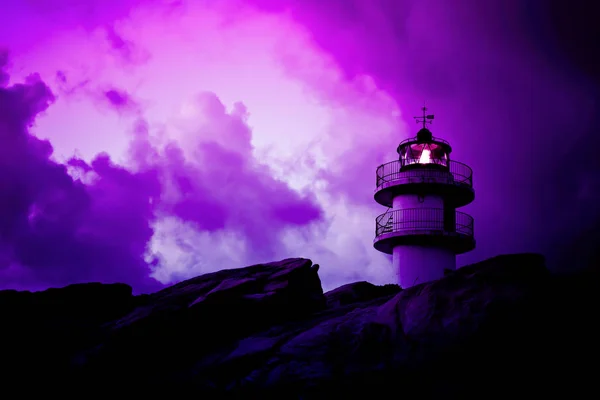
373,107,476,288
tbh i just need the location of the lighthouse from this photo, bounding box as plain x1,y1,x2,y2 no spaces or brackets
373,107,475,288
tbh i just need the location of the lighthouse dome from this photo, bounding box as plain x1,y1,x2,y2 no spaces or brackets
416,128,433,142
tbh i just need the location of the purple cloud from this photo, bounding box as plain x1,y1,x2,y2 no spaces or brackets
103,88,140,113
122,92,324,260
0,55,323,293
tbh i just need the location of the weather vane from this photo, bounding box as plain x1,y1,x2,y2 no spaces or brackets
413,105,435,129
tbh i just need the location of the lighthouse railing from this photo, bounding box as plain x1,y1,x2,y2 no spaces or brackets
375,208,474,238
375,159,473,189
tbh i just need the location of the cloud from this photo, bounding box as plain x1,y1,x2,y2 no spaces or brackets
123,91,324,282
0,52,9,87
103,87,141,113
0,55,323,293
105,25,152,65
0,56,160,292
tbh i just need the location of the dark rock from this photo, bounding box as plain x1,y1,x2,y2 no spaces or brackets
325,281,400,307
75,258,326,388
0,253,596,398
0,282,136,383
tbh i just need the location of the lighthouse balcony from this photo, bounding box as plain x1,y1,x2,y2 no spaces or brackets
373,208,475,255
374,160,474,208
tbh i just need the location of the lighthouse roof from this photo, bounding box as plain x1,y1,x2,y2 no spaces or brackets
397,132,452,155
416,128,433,142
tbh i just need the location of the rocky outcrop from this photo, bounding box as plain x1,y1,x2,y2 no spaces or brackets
324,281,400,307
75,258,326,388
0,254,597,397
1,282,138,381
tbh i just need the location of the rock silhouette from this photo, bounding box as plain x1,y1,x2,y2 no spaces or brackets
0,254,596,398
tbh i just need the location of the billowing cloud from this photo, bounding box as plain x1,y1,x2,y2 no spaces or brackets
0,55,323,292
0,59,161,292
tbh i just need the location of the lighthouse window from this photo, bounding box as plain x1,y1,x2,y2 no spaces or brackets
400,143,449,167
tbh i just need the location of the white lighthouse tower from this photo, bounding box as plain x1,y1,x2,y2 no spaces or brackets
373,106,475,288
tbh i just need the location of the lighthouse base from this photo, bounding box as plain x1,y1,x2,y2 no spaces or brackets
392,245,456,288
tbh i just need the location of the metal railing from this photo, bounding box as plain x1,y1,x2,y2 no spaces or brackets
375,159,473,189
375,208,474,238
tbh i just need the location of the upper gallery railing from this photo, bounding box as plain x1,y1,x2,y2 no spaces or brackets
375,159,473,189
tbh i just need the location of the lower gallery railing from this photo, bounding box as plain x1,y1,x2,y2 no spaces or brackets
375,208,474,237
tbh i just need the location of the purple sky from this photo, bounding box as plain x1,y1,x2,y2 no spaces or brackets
1,0,598,293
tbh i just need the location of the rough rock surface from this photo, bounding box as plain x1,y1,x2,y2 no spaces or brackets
1,254,597,397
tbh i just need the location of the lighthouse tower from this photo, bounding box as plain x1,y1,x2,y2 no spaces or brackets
373,107,475,288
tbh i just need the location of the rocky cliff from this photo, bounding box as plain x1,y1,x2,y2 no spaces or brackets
1,254,597,398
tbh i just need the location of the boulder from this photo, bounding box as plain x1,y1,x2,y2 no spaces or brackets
76,258,326,386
